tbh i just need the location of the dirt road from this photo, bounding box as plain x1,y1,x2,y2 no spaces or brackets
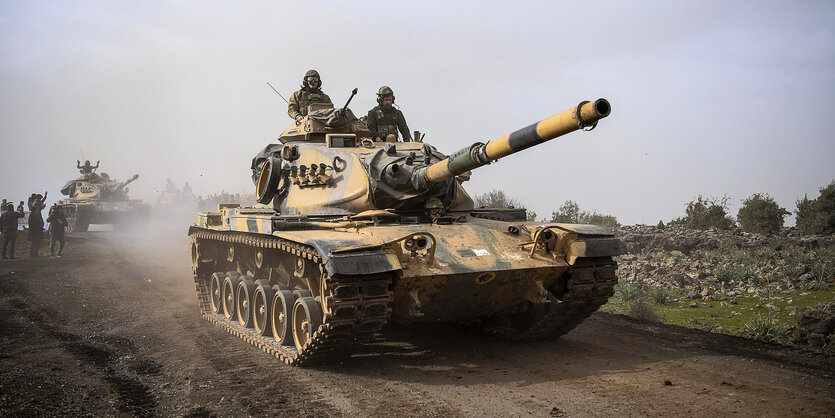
1,228,833,417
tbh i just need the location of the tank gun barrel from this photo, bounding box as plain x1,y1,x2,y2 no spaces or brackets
117,174,139,189
418,99,611,186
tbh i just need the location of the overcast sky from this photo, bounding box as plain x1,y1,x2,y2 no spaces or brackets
1,1,833,225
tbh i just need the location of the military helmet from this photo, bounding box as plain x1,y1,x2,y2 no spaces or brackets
303,69,322,87
376,85,395,105
424,198,444,210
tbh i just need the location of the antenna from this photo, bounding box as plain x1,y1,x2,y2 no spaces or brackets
267,82,289,104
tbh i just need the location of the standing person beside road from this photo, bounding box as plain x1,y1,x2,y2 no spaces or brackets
47,205,67,257
287,70,333,122
367,86,412,142
28,191,48,258
1,203,25,259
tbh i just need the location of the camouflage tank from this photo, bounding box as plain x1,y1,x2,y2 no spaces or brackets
57,161,151,232
188,97,625,365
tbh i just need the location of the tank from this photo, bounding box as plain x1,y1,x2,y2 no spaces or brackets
188,97,625,365
57,161,151,232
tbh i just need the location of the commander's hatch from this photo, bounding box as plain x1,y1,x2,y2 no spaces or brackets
278,103,334,143
279,103,372,143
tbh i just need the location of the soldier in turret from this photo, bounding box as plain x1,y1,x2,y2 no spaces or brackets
288,70,333,122
367,86,412,142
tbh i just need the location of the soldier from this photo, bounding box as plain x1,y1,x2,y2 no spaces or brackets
287,70,334,122
28,191,48,258
47,205,68,257
1,202,25,259
76,160,99,176
367,86,412,142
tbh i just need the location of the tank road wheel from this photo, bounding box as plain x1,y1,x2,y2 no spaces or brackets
236,277,257,328
222,275,241,320
271,290,296,345
253,284,276,336
209,272,225,314
292,297,323,352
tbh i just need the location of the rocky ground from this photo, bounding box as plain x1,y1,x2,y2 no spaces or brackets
613,225,835,348
0,225,833,416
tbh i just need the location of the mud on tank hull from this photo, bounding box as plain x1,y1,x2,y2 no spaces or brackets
188,206,625,365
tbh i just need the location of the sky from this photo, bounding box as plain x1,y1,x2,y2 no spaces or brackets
1,0,833,225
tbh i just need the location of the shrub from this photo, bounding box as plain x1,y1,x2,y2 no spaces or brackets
740,316,792,344
549,200,620,229
737,193,790,234
715,265,757,284
628,299,661,322
796,180,835,235
701,250,718,263
650,286,678,305
678,195,735,230
614,281,641,302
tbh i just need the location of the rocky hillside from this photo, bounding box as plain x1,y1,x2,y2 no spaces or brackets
610,225,835,348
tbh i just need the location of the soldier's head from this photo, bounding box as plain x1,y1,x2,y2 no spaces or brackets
424,198,445,221
303,69,321,90
377,86,395,106
84,160,91,166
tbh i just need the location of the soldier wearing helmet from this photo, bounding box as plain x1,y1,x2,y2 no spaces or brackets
288,70,334,122
424,198,445,222
367,86,412,142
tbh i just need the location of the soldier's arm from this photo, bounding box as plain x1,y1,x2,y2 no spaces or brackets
397,110,412,142
322,94,334,107
288,92,301,119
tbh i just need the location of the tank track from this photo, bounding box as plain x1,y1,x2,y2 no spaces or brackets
191,228,393,366
474,257,618,341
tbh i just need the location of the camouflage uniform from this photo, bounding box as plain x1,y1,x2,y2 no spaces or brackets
367,86,411,141
287,70,333,120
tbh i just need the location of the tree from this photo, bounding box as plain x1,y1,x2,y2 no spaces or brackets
678,195,734,230
796,180,835,235
550,200,581,223
473,189,521,209
548,200,620,229
737,193,789,234
472,189,537,220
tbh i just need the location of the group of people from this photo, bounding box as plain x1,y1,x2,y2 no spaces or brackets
0,194,68,260
287,70,413,142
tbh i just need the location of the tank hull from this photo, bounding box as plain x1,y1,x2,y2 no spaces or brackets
188,206,625,365
58,199,151,232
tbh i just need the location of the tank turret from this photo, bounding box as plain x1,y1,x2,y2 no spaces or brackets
252,98,610,216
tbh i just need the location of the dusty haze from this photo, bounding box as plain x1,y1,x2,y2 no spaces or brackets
1,1,833,225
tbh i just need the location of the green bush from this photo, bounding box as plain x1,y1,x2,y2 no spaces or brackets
715,265,757,283
549,200,620,229
650,286,677,305
796,180,835,235
614,281,641,302
675,195,735,230
701,250,718,263
737,193,790,234
740,316,792,344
